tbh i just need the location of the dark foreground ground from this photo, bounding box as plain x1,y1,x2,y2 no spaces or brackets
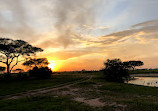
1,71,158,111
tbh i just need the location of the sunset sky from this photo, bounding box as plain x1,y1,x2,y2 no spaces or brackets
1,0,158,71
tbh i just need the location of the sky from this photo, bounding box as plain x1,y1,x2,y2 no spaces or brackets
1,0,158,71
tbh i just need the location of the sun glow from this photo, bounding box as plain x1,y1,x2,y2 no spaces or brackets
48,62,56,71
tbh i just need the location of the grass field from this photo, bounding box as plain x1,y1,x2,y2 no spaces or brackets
0,96,95,111
0,74,84,96
1,72,158,111
71,73,158,111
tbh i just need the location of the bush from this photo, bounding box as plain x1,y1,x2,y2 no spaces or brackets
29,67,53,79
103,59,130,83
16,73,28,80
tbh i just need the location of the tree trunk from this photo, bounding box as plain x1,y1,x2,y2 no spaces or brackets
7,64,10,75
5,64,11,79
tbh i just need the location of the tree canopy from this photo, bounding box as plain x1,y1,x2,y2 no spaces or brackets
103,59,144,83
0,38,43,74
123,61,144,70
23,58,49,68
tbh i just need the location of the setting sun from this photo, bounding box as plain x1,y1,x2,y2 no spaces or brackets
48,62,56,71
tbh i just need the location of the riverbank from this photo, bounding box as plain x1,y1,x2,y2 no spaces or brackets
131,73,158,77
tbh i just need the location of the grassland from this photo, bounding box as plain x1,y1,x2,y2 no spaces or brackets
0,74,83,96
71,72,158,111
0,96,95,111
1,72,158,111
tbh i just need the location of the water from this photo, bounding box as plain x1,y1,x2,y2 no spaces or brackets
129,77,158,87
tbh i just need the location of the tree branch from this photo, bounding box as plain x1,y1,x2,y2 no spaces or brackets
9,56,27,73
0,60,6,64
0,54,7,64
9,56,16,65
0,51,8,57
10,56,19,73
8,54,19,65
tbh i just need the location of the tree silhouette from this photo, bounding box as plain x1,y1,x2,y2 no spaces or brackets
23,58,49,68
0,66,5,73
13,68,24,73
123,61,144,70
29,66,52,79
104,59,129,83
0,38,43,75
103,59,144,83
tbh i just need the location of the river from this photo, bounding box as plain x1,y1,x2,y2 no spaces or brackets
129,74,158,87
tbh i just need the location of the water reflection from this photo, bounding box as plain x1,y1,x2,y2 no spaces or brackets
129,77,158,87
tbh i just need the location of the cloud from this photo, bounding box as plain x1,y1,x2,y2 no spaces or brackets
1,0,158,71
0,0,38,42
41,45,106,60
51,0,97,48
56,53,105,71
39,19,158,51
95,19,158,45
132,20,158,28
0,0,100,48
54,19,158,61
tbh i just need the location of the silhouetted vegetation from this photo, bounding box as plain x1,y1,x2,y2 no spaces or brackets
23,58,49,68
0,38,43,75
23,58,52,79
103,59,130,83
103,59,144,83
123,60,144,70
13,68,24,73
29,67,53,79
0,66,5,73
0,72,29,81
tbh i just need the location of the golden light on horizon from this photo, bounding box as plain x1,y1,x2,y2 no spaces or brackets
48,62,56,71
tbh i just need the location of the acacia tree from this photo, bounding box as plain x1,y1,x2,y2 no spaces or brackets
0,38,43,75
123,61,144,70
23,58,49,68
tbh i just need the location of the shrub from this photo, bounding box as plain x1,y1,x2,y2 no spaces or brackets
16,73,28,80
29,67,53,79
